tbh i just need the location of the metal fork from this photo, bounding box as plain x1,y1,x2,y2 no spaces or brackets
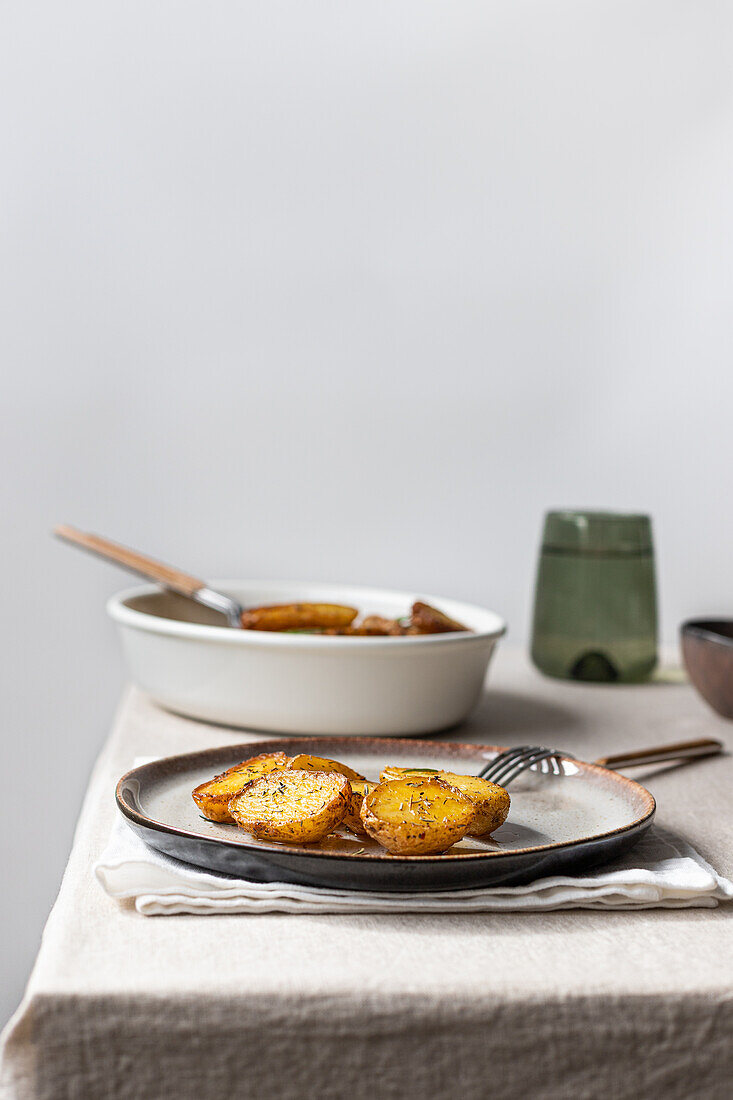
478,738,724,787
478,745,567,786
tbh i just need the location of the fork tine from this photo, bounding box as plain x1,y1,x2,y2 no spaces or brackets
478,744,572,786
497,749,562,786
477,746,543,781
480,746,547,784
490,747,552,785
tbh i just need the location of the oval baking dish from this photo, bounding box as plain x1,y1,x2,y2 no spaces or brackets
107,580,506,735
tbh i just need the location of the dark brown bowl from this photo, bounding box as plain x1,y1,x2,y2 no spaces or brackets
681,620,733,719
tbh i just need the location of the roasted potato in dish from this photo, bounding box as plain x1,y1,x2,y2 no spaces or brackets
380,767,510,837
342,779,375,836
360,777,475,854
192,752,291,823
410,601,470,634
228,769,350,844
358,615,402,635
240,603,358,632
288,753,366,782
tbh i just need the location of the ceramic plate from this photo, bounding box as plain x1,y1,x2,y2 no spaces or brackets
116,737,655,891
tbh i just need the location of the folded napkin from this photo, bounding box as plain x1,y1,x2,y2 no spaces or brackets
96,813,733,916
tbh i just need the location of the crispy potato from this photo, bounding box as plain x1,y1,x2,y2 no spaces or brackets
319,617,396,636
287,755,373,835
229,768,350,844
240,603,358,632
359,615,402,635
288,753,366,783
342,779,375,836
192,752,291,823
322,619,404,635
360,777,475,854
410,601,471,634
380,767,510,837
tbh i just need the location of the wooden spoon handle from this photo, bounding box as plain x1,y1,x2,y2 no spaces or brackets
54,525,205,598
594,738,724,770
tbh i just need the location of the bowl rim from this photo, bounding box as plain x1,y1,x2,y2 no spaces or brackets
681,619,733,651
107,579,507,649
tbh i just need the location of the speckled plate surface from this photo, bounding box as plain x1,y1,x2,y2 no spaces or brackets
116,737,655,891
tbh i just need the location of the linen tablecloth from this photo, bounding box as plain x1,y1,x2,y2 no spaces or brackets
3,650,733,1099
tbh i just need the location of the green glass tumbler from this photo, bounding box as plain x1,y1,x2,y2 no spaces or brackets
530,511,658,682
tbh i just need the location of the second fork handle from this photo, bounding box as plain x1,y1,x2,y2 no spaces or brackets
595,738,723,770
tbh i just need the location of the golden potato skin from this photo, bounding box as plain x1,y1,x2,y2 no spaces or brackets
356,615,400,635
288,754,365,782
240,603,358,631
380,767,510,837
360,778,475,855
341,780,375,836
228,769,350,844
192,752,291,823
410,601,471,634
380,767,441,783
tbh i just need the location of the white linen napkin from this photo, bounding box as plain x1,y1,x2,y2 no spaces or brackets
96,813,733,916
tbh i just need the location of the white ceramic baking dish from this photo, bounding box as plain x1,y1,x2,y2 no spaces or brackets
107,580,506,736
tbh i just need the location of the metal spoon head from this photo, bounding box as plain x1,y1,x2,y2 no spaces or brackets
193,587,244,628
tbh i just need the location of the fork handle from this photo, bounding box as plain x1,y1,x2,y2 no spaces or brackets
54,525,205,598
594,738,724,770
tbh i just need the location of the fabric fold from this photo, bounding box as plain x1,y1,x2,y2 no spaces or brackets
95,815,733,916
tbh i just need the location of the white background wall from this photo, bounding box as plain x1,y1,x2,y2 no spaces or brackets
2,0,732,1025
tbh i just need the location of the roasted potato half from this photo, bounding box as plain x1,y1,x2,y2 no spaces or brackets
342,779,375,836
357,615,402,636
360,778,475,855
192,752,291,823
240,603,358,632
229,768,350,844
288,753,366,783
410,601,470,634
380,767,510,837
